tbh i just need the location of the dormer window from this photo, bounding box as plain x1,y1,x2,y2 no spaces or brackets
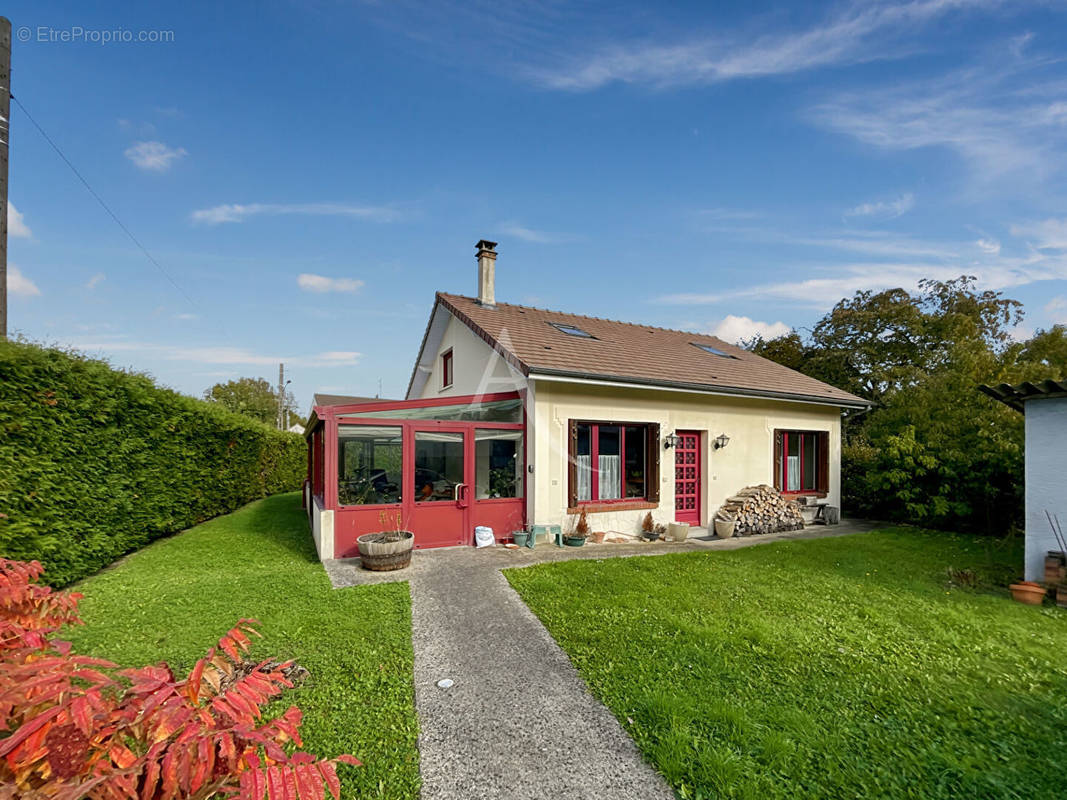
549,322,595,338
441,349,453,389
692,342,738,359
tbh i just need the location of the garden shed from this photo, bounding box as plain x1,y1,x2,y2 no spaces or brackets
980,380,1067,581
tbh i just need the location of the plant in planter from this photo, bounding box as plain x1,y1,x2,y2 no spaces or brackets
640,512,660,541
564,509,590,547
357,510,414,571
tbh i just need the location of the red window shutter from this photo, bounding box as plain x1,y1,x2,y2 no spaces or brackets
567,419,578,508
646,423,660,503
773,430,783,492
817,431,830,494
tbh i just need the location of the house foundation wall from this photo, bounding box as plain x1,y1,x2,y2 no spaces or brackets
310,496,335,561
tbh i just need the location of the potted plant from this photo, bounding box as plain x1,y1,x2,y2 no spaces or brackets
640,512,659,541
357,510,414,571
713,510,736,539
564,509,590,547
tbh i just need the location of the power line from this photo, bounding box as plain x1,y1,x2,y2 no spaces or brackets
11,93,202,313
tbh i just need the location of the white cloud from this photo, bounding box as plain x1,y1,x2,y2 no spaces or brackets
124,140,187,172
810,60,1067,186
191,203,400,225
710,315,791,343
173,312,198,321
1010,218,1067,250
297,274,365,293
844,193,914,219
527,0,1003,90
86,273,106,289
497,221,575,244
68,339,362,368
8,203,31,238
1045,296,1067,323
8,266,40,297
976,238,1001,255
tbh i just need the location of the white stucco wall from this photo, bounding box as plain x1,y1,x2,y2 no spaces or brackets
1025,396,1067,581
416,310,527,399
529,378,842,535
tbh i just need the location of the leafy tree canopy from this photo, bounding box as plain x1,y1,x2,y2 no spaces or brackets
203,377,302,427
746,276,1064,534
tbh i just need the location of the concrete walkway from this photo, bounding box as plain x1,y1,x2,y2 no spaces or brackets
325,522,876,799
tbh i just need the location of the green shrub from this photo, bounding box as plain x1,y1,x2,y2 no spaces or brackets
0,339,305,586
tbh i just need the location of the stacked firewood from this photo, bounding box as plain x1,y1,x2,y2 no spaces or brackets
715,485,804,535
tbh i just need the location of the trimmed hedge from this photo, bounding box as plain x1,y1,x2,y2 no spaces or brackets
0,340,306,586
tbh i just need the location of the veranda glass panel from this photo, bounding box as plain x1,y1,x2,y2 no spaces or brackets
475,430,524,499
340,397,522,423
413,432,464,502
337,426,402,506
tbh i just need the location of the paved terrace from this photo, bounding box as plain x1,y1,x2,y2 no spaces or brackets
324,521,878,800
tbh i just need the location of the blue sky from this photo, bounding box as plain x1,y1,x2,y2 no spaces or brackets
7,1,1067,411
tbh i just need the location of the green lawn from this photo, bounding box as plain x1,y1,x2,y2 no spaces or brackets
64,493,420,800
506,530,1067,799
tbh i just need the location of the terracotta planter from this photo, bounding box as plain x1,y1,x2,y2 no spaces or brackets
357,531,414,571
1009,581,1047,605
713,519,736,539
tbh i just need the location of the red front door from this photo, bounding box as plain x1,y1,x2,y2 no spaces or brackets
674,431,701,525
407,426,470,549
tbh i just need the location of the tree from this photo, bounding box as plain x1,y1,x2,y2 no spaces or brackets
203,378,301,428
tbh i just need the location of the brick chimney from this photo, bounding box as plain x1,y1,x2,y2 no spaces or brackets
476,239,498,306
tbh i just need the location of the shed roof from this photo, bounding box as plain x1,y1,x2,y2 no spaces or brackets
424,293,868,408
979,379,1067,412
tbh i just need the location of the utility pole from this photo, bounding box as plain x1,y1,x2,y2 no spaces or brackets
276,363,284,430
0,18,11,340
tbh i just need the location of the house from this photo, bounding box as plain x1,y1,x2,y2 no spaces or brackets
303,240,868,560
980,380,1067,581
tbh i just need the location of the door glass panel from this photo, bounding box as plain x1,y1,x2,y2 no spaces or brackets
802,434,816,491
475,430,524,499
337,426,402,506
413,431,464,502
598,426,621,500
576,424,592,501
624,426,646,498
341,397,521,422
786,434,800,492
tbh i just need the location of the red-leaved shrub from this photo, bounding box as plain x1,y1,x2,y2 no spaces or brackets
0,558,358,799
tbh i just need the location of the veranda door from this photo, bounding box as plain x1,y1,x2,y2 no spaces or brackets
674,431,701,525
407,426,470,548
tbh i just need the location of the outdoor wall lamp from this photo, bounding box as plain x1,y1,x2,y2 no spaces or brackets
663,432,679,450
714,433,731,450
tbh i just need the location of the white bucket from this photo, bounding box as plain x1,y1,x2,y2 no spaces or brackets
474,526,495,547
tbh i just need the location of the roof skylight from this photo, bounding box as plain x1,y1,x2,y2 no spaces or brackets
693,342,738,359
549,322,595,338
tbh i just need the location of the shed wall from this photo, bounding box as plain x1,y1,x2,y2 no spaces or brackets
1025,396,1067,581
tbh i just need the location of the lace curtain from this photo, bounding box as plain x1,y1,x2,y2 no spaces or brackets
576,455,621,500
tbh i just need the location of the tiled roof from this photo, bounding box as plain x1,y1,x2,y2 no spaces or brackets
436,293,868,408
